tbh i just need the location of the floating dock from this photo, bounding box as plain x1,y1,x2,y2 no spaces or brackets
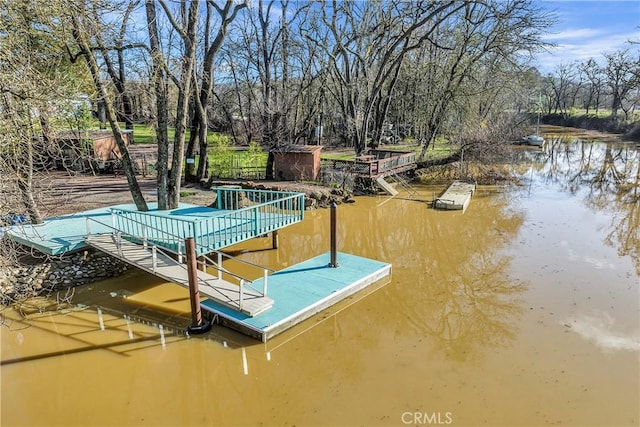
85,234,274,317
434,180,476,211
201,252,390,342
6,188,391,341
7,187,304,256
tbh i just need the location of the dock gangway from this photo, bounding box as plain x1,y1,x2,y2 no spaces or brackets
84,214,275,317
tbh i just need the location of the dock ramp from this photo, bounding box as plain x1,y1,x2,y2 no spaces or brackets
434,180,476,211
375,176,398,196
85,234,273,317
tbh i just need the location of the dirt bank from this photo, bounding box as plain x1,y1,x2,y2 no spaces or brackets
41,172,351,217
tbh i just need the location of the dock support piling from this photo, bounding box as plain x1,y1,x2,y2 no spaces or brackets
329,202,339,268
272,230,279,249
185,237,211,334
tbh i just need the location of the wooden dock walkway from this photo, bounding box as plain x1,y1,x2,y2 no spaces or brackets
85,234,273,317
434,180,476,211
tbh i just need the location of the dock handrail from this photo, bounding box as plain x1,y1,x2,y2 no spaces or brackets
109,188,304,255
321,151,416,178
84,215,273,303
197,251,275,296
214,187,303,210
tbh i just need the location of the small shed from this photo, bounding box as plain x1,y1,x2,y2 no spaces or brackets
53,130,132,172
273,145,323,181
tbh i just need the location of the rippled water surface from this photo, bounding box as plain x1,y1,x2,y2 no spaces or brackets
2,127,639,426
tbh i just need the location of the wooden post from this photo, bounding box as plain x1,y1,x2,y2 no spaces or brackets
185,238,211,334
329,202,339,268
272,230,279,249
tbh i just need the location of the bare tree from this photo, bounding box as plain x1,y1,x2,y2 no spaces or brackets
68,2,148,211
603,49,640,120
311,0,469,155
545,62,584,118
415,0,554,161
220,0,324,179
145,0,199,209
580,58,605,114
0,1,91,223
89,0,142,131
184,0,247,183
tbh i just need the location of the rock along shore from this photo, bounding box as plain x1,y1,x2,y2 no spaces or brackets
0,250,129,304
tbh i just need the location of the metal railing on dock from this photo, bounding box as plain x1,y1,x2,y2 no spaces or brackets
321,150,416,178
85,215,274,306
106,188,304,256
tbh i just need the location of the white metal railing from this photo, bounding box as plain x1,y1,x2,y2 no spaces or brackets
197,251,275,297
84,215,273,308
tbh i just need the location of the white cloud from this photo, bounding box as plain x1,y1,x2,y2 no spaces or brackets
542,27,604,41
562,312,640,352
535,30,637,72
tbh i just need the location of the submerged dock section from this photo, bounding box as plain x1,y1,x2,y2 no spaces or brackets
434,180,476,211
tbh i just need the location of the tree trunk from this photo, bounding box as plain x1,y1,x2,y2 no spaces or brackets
96,101,107,129
72,18,148,212
265,151,275,180
166,0,200,209
145,0,170,210
185,102,199,183
19,117,43,224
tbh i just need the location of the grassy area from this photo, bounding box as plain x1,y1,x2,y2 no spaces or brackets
321,152,354,161
320,140,455,162
81,120,456,172
418,143,456,161
131,123,157,144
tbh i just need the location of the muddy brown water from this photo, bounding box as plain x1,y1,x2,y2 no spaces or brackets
2,128,639,426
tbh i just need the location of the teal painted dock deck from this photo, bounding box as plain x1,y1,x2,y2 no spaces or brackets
6,206,114,255
7,188,304,256
201,252,391,342
6,187,392,341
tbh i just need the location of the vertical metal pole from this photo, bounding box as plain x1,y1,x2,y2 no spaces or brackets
239,279,244,310
329,202,339,268
262,269,268,296
217,252,223,280
142,225,147,249
186,237,210,334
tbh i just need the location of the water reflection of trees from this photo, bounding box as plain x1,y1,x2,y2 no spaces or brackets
375,197,527,361
256,195,527,361
539,137,639,274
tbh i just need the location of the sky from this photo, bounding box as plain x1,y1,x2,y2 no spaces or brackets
534,0,640,73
